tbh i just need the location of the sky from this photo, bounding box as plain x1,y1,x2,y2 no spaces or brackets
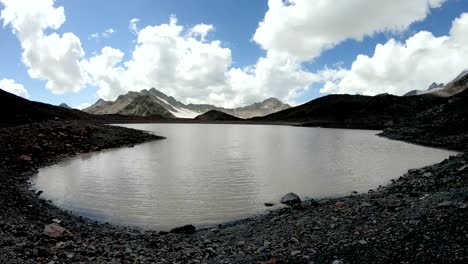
0,0,468,109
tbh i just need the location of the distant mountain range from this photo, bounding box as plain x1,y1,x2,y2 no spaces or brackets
84,88,291,119
404,70,468,97
2,70,466,127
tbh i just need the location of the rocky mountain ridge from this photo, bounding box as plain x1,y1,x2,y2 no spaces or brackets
404,70,468,97
84,88,291,119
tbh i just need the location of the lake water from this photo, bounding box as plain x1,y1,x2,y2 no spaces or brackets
31,124,457,230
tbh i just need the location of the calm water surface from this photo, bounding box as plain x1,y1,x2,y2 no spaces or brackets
31,124,457,229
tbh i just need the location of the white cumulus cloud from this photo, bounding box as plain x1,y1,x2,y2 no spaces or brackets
84,17,319,107
0,78,29,98
190,23,214,42
85,17,234,105
0,0,88,94
1,0,461,106
89,28,116,40
320,13,468,96
254,0,446,61
129,18,140,34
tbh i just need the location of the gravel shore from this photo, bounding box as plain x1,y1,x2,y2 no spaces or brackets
1,121,467,263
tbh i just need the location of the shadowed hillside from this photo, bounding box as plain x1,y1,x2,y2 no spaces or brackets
194,110,242,121
252,93,445,128
0,89,92,126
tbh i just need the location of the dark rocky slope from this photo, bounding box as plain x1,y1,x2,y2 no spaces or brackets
381,88,468,151
0,89,92,127
252,93,444,128
119,95,176,118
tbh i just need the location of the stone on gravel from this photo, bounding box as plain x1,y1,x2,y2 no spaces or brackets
236,241,246,246
43,224,72,238
358,239,368,245
261,258,277,264
291,250,301,256
280,192,302,205
437,201,454,208
335,201,346,208
19,154,32,161
360,202,372,207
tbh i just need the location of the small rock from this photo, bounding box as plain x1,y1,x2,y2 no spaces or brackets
263,241,271,248
422,172,432,177
290,237,300,244
19,155,32,161
437,201,453,208
332,260,343,264
170,225,196,234
335,201,346,208
358,240,368,245
360,202,372,207
52,219,61,224
261,258,277,264
264,202,275,207
66,252,74,259
237,241,246,246
459,203,468,209
43,224,72,238
206,247,217,255
280,193,302,206
291,250,301,256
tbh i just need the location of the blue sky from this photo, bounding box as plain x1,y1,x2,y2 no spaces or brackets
0,0,468,108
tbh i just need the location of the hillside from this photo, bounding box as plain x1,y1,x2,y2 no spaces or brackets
0,89,92,126
252,93,444,128
117,95,175,118
194,110,242,121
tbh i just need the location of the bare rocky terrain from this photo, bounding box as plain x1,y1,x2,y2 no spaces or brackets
0,120,467,264
1,80,468,263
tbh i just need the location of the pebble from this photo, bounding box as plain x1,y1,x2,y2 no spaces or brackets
358,240,367,245
291,250,301,256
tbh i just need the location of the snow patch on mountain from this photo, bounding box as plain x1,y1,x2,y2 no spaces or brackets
158,98,199,118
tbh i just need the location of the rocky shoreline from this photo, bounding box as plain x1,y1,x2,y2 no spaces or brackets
1,121,467,263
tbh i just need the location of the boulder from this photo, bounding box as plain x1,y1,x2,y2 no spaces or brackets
170,224,196,234
280,193,302,206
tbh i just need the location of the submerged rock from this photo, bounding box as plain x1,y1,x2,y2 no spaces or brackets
280,193,302,206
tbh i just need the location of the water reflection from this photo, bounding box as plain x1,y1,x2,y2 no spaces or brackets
32,124,457,229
